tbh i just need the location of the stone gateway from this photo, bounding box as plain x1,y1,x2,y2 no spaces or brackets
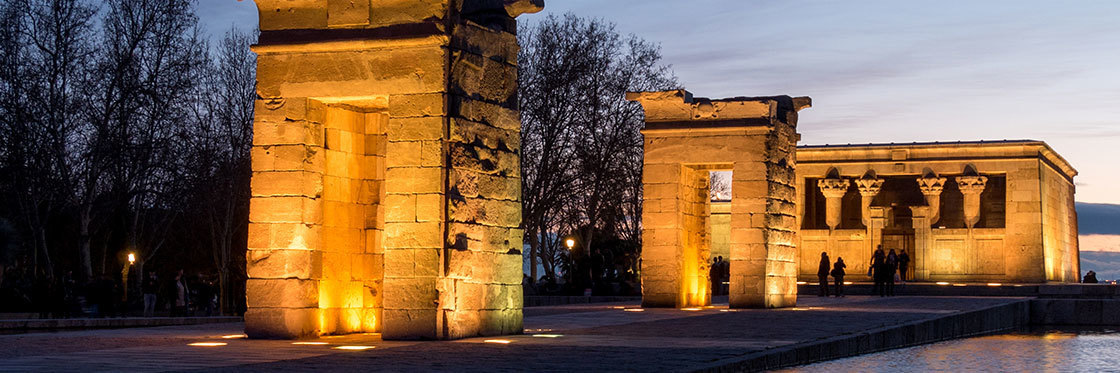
629,90,811,309
245,0,543,340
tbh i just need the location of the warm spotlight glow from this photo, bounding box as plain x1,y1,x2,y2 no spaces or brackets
623,308,645,312
681,307,702,311
936,282,950,285
484,339,512,344
987,283,1002,287
293,342,329,345
843,281,853,285
532,334,563,338
612,306,626,309
127,253,136,265
334,346,375,350
565,239,575,249
188,342,227,347
953,284,967,287
796,281,807,285
220,334,247,339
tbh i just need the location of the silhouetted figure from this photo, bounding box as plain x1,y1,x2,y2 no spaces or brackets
831,257,847,297
1083,271,1099,284
143,272,159,317
886,249,898,296
169,270,189,317
710,257,720,296
898,250,911,282
871,246,885,296
817,252,831,297
719,257,730,296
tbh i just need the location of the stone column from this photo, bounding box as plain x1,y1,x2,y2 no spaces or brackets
855,178,884,227
956,176,988,229
246,0,543,341
917,176,947,225
818,179,850,230
910,206,933,281
868,207,887,268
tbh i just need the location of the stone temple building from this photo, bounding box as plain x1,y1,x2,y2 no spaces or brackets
713,140,1080,284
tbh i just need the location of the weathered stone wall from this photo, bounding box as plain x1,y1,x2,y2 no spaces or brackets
1040,161,1080,282
246,0,539,340
632,90,809,309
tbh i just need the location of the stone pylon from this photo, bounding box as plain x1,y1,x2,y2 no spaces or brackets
246,0,542,340
630,90,810,309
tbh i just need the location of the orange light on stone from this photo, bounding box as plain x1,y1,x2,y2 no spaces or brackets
681,307,702,311
484,339,512,344
936,282,950,285
221,334,247,339
987,283,1002,287
188,342,227,347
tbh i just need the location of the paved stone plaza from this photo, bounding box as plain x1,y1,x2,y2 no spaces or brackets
0,296,1024,372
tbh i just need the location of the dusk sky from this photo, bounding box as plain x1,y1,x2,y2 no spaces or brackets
201,0,1120,204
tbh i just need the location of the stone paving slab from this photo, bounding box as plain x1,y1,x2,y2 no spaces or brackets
0,296,1027,372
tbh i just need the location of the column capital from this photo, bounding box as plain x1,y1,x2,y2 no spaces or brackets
855,178,884,197
917,176,947,196
956,176,988,195
817,178,850,199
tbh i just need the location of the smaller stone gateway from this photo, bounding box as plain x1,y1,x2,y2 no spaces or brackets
629,90,811,309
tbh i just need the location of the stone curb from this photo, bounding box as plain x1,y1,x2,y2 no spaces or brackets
691,299,1031,372
0,316,243,332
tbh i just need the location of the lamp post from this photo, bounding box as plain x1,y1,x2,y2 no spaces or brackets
122,253,135,304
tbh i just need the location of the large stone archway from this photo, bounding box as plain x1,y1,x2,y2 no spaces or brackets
246,0,542,340
629,90,810,309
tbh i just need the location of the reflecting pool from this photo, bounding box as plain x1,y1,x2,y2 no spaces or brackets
782,328,1120,373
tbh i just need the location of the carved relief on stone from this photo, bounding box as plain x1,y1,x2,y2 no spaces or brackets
917,176,947,224
956,176,988,228
691,100,720,120
818,178,850,230
855,178,884,226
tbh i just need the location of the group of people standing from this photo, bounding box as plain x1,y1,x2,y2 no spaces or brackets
816,245,912,297
869,246,910,297
709,256,730,296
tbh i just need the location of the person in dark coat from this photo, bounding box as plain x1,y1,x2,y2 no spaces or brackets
871,246,886,296
831,257,847,297
1083,271,1099,284
817,252,831,297
886,249,898,296
898,250,911,282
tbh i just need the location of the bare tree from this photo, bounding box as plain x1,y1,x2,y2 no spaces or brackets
519,14,676,288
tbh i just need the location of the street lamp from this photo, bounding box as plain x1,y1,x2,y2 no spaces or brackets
565,239,575,250
122,252,136,305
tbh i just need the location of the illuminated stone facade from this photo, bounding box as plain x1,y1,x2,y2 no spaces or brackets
630,90,811,309
792,141,1079,283
245,0,542,340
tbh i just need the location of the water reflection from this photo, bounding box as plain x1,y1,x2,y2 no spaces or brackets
782,328,1120,373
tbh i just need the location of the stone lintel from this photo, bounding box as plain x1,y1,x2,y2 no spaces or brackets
627,89,811,128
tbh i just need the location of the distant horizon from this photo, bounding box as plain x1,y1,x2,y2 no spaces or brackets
200,1,1120,204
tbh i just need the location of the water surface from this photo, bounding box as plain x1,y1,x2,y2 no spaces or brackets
783,328,1120,372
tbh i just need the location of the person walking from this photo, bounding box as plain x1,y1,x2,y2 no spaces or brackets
817,252,831,297
898,250,911,283
886,249,899,296
170,270,190,317
871,246,886,296
831,257,847,297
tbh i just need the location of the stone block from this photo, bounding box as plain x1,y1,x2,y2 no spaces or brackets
249,197,322,225
385,167,443,194
383,194,417,222
451,95,520,130
326,0,370,26
380,309,438,340
248,223,321,251
247,249,322,280
246,279,320,308
253,120,323,146
252,171,323,198
388,117,444,141
382,277,438,310
448,197,521,228
245,307,320,339
255,47,448,99
390,93,446,118
384,222,442,249
450,118,519,153
252,145,324,173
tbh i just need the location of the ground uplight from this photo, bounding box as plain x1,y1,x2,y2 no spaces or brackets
292,342,329,346
484,339,512,344
334,346,375,350
188,342,227,347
